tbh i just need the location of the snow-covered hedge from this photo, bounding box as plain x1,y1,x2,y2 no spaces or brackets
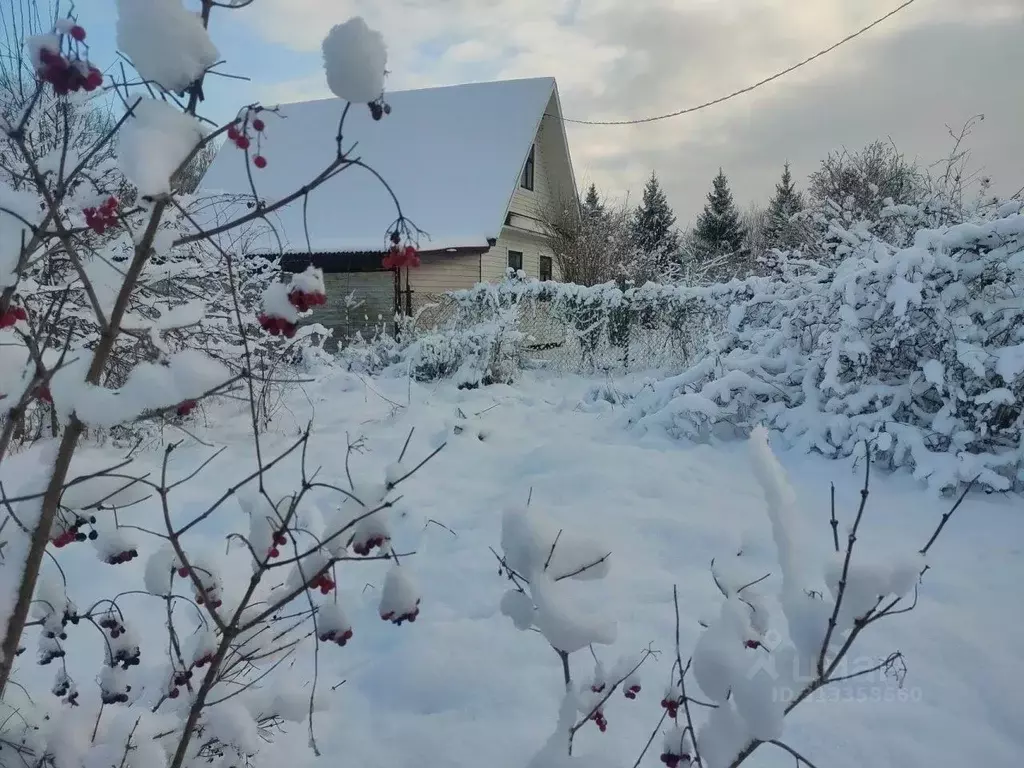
627,199,1024,494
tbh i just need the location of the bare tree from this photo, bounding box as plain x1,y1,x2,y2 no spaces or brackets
808,139,923,221
545,196,639,286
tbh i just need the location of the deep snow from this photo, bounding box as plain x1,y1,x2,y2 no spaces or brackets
3,369,1021,768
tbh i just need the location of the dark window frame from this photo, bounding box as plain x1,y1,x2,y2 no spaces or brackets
539,255,553,282
508,250,524,273
520,144,535,191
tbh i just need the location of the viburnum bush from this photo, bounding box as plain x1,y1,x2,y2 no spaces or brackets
494,502,655,764
0,2,434,767
502,432,966,768
624,431,968,768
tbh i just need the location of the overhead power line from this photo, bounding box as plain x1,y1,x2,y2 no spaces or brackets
555,0,918,126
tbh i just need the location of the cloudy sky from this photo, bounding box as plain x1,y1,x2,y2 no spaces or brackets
78,0,1022,225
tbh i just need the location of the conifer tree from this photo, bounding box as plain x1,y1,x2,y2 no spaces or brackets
582,182,605,220
763,161,805,250
693,168,745,255
630,171,680,262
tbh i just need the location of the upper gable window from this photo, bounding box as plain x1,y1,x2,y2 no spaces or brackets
520,144,535,191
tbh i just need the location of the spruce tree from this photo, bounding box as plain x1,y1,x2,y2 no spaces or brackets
582,182,605,220
693,168,745,255
630,171,680,262
763,162,804,250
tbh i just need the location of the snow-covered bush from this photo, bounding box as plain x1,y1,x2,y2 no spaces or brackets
0,4,432,768
635,429,966,768
628,198,1024,494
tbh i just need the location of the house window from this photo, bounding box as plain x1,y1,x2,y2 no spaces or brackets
540,255,553,282
520,144,535,191
508,250,524,273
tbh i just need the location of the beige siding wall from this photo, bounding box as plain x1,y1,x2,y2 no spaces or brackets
508,119,556,227
405,251,481,327
481,226,558,283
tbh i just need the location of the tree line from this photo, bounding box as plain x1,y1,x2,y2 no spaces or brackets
549,138,930,286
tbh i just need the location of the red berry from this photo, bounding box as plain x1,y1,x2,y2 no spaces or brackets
168,687,179,699
69,25,86,41
274,533,287,545
252,118,265,132
227,125,240,141
253,155,267,169
268,547,280,558
177,567,189,577
234,136,250,150
176,399,197,417
745,639,760,649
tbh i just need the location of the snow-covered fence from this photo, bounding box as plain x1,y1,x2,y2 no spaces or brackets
406,280,723,376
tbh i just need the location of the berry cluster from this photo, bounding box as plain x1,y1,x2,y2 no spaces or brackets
227,116,268,169
36,42,103,95
36,385,52,404
368,98,392,121
310,573,336,595
176,399,197,417
38,642,66,666
258,313,297,338
106,547,138,565
98,615,123,636
53,675,78,706
83,196,119,234
351,532,388,557
0,306,27,328
193,588,223,609
382,244,420,270
112,645,141,669
659,751,691,767
266,531,287,559
194,652,215,668
288,286,327,313
660,692,680,719
590,709,608,733
177,565,225,608
381,597,419,625
318,627,354,646
744,639,761,649
101,686,131,705
51,515,98,548
624,682,642,700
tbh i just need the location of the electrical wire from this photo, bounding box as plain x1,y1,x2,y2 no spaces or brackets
553,0,918,126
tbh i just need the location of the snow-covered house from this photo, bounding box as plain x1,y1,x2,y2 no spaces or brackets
200,76,577,339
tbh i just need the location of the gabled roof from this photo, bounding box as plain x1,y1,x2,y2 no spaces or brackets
199,76,559,255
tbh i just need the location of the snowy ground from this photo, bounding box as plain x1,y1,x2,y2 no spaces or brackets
4,369,1022,768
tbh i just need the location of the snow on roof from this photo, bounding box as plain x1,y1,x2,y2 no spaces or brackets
198,77,556,255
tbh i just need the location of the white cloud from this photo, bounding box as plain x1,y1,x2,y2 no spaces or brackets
243,0,1023,220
